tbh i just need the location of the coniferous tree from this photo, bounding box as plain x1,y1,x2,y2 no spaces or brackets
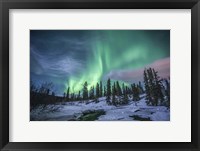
71,93,75,101
147,68,157,105
89,86,95,99
152,68,164,105
82,81,88,100
164,79,170,108
128,87,132,95
100,81,103,97
123,86,129,104
136,85,140,100
122,83,125,95
112,82,116,105
66,87,70,101
96,83,100,98
77,91,81,100
106,78,111,103
121,83,128,104
116,81,122,96
132,83,140,101
125,85,128,94
144,69,153,105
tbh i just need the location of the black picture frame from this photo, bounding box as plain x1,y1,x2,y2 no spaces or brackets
0,0,199,151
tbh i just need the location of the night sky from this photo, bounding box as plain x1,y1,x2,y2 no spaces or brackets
30,30,170,96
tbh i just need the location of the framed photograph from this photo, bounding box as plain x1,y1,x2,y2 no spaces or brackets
0,0,199,150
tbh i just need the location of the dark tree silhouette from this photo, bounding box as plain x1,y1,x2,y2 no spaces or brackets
132,83,140,101
66,87,70,101
100,81,103,97
106,78,111,103
164,79,170,108
116,81,122,96
152,68,164,105
82,81,88,100
96,83,100,98
89,86,95,99
123,86,129,104
112,82,116,105
77,91,81,100
144,69,152,105
122,83,125,95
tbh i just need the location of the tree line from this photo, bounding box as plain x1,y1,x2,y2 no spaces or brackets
31,67,170,108
63,78,144,106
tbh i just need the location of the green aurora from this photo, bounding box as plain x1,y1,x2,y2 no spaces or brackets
30,30,170,95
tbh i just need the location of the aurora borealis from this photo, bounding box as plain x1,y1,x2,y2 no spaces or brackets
30,30,170,96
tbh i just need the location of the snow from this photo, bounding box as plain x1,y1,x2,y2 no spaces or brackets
30,95,170,121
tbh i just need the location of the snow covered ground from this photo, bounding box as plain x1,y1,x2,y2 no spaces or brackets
30,95,170,121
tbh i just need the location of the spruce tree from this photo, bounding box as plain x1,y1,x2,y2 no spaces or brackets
164,79,170,108
71,93,74,101
96,83,100,98
136,85,140,101
106,78,111,103
147,68,158,105
82,81,88,100
66,87,70,101
112,83,116,105
144,69,152,105
122,83,125,95
89,86,94,99
152,68,164,105
132,83,140,101
77,91,81,100
100,81,103,97
116,81,122,96
123,86,129,104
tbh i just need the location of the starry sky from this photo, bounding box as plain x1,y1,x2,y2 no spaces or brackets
30,30,170,96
